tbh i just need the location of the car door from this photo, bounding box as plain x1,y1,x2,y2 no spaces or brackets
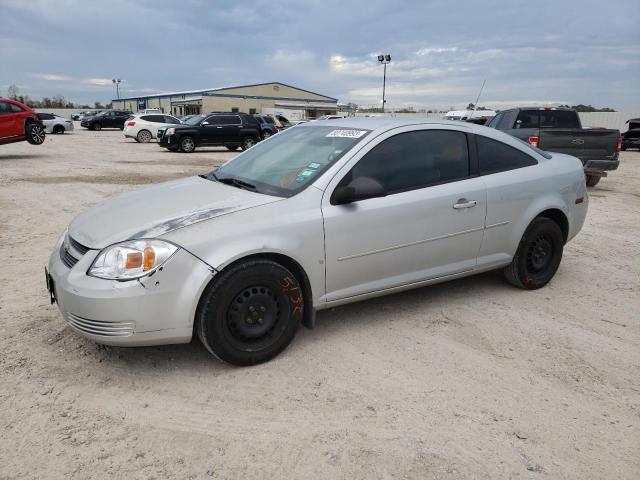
219,115,242,143
200,115,224,144
473,134,541,266
322,127,487,302
0,101,19,139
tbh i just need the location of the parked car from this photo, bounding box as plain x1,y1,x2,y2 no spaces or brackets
77,110,102,121
72,111,87,121
80,110,132,131
274,115,292,130
37,113,74,134
0,98,46,146
46,118,588,365
123,113,182,143
157,112,261,152
253,114,278,139
488,107,621,187
621,118,640,151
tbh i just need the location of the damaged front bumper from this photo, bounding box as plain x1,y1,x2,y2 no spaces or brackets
47,234,214,346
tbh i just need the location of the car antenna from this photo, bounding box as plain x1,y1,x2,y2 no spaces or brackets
469,79,486,119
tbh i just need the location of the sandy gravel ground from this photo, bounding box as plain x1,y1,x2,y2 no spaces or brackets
0,126,638,479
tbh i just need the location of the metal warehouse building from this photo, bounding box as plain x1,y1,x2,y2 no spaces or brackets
111,82,338,120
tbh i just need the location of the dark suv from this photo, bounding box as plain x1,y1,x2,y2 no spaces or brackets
157,112,261,153
81,110,132,130
254,114,278,139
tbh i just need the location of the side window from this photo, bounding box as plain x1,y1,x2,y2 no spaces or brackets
219,115,241,125
540,110,580,129
343,130,470,194
164,116,180,124
477,135,537,175
205,116,223,125
487,113,502,129
0,102,12,114
515,110,539,129
148,115,165,122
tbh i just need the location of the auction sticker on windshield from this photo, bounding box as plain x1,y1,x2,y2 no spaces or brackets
326,129,367,138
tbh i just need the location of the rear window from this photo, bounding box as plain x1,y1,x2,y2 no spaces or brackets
477,135,538,174
515,111,539,129
264,116,275,124
539,110,580,129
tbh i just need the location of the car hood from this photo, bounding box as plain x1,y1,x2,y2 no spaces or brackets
68,176,281,249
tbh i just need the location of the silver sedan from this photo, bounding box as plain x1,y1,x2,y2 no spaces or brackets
47,118,588,365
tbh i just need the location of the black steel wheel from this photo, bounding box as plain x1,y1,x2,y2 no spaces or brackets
197,259,304,365
504,216,564,289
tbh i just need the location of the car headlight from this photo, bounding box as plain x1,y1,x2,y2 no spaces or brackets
165,127,175,136
88,239,178,280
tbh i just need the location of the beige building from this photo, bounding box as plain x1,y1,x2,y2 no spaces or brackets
111,82,338,120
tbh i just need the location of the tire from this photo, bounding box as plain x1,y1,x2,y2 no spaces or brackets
136,129,152,143
586,175,601,187
226,145,239,151
262,131,271,140
179,136,196,153
196,259,304,366
25,124,46,145
53,125,65,134
241,136,256,150
503,216,564,290
92,123,102,131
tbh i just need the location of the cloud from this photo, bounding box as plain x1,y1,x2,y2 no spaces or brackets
34,74,72,81
84,78,115,86
415,47,459,56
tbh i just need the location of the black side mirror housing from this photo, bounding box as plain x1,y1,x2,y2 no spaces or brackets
331,176,387,205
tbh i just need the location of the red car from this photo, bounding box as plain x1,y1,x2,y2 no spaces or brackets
0,98,46,146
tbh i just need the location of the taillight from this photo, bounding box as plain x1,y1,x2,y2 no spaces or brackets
528,135,540,148
127,121,136,126
615,137,622,153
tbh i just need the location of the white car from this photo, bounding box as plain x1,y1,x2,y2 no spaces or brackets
47,118,588,366
123,113,182,143
37,113,74,134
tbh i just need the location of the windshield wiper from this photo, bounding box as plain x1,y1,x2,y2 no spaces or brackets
216,176,257,191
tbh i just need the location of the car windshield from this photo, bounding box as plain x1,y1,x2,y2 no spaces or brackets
210,125,371,197
184,115,205,125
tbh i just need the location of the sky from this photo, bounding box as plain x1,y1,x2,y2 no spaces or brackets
1,0,639,111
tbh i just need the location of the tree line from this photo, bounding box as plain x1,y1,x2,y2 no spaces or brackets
5,83,112,110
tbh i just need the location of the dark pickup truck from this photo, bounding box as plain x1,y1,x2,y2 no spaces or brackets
488,107,621,186
157,112,261,153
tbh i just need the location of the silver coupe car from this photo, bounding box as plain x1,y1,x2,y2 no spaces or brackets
47,118,588,365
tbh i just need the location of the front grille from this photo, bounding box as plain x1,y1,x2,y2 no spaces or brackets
59,234,91,268
66,313,134,337
69,236,90,255
60,244,79,268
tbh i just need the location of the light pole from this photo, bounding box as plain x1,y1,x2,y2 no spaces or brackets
112,78,121,99
377,54,391,113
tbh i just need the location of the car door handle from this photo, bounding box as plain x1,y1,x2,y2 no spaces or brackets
453,199,477,209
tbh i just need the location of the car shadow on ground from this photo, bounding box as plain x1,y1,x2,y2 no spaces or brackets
0,154,44,161
72,270,508,372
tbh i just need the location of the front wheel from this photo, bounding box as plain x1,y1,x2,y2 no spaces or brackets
503,216,564,290
241,136,256,150
262,131,271,140
196,259,304,366
586,175,601,187
179,136,196,153
25,124,46,145
53,125,65,134
92,123,102,131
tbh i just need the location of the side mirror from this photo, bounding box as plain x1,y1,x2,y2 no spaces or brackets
331,176,387,205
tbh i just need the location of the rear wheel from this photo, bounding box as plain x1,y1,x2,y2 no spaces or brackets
136,129,152,143
25,124,46,145
226,145,239,151
179,136,196,153
92,123,102,131
586,175,601,187
53,125,65,134
196,259,304,366
262,131,272,140
503,216,564,290
241,136,256,150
